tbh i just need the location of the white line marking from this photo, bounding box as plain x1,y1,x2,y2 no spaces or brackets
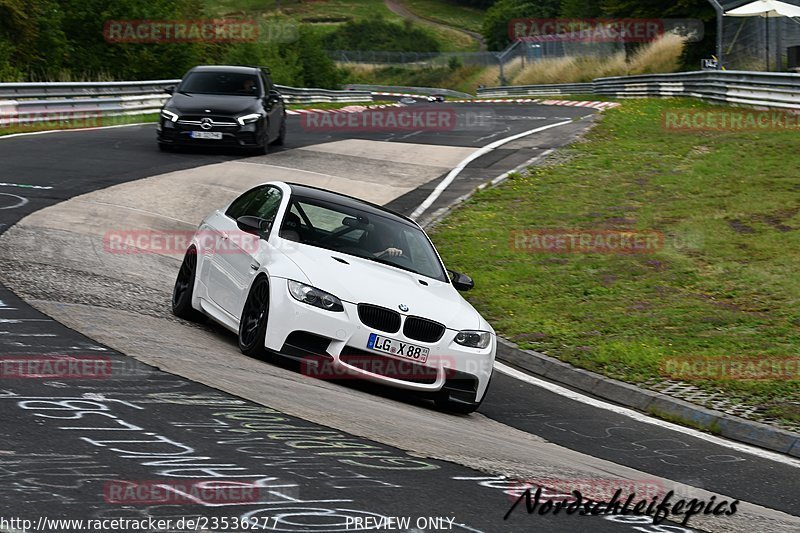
0,182,53,190
0,122,154,140
0,333,58,337
410,120,572,220
421,149,556,227
494,361,800,467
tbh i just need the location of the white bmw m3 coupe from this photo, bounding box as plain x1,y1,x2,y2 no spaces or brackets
172,182,495,413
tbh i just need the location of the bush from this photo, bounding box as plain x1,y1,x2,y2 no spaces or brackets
323,17,440,52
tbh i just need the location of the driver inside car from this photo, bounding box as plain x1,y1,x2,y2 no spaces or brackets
361,224,404,258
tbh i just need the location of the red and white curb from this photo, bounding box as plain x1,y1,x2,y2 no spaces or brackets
286,104,402,116
372,92,425,98
450,98,620,110
370,92,620,111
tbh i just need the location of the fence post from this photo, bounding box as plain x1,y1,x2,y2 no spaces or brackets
706,0,725,68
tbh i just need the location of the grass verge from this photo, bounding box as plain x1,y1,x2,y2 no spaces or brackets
429,98,800,426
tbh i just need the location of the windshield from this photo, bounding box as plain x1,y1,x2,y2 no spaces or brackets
178,71,260,96
281,196,448,282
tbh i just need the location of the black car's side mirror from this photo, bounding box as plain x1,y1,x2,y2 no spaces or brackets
448,269,474,292
237,216,271,239
164,86,175,95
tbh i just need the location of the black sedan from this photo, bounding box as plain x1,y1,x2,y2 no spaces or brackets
157,65,286,154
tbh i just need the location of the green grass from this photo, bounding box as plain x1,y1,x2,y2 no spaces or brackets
403,0,486,33
201,0,476,52
429,98,800,425
345,64,487,94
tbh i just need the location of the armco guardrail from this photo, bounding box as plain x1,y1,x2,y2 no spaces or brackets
476,82,594,97
0,80,373,126
478,70,800,110
343,84,473,99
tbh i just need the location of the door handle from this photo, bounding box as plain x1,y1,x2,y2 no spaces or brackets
250,262,260,271
222,232,229,240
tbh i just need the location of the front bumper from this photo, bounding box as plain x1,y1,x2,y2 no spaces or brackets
157,117,264,147
265,278,495,403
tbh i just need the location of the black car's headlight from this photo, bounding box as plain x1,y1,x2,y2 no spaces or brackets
160,109,179,122
236,113,262,126
454,330,492,349
287,281,344,312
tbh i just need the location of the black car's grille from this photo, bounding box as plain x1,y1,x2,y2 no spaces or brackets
403,316,446,343
357,304,400,333
178,115,237,124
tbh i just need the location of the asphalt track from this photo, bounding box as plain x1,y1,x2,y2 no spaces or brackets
0,103,797,533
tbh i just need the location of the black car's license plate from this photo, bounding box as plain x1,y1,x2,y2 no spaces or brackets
190,131,222,140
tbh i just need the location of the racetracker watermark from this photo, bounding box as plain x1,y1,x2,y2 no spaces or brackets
301,354,467,381
300,107,460,133
102,19,291,43
661,357,800,381
104,480,274,505
103,230,260,255
509,18,704,43
510,230,664,254
0,111,114,130
0,356,112,379
663,109,800,132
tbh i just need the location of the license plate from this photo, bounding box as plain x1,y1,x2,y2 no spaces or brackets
367,333,429,363
190,131,222,140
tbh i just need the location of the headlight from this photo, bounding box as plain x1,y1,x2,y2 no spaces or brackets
237,113,262,126
454,330,492,349
160,109,179,122
287,281,344,312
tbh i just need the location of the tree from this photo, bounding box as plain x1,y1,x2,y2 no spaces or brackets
483,0,561,51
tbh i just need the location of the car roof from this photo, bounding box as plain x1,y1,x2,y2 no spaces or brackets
188,65,261,75
285,183,417,228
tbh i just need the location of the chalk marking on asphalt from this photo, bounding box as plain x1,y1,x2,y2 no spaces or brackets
0,122,154,140
0,193,28,210
410,120,572,221
495,361,800,467
0,182,53,190
474,126,511,144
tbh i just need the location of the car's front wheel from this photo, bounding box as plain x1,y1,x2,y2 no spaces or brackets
270,118,286,146
238,276,270,357
172,247,204,322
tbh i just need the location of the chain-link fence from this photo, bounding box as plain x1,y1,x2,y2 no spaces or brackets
721,0,800,71
327,41,623,68
327,50,502,68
